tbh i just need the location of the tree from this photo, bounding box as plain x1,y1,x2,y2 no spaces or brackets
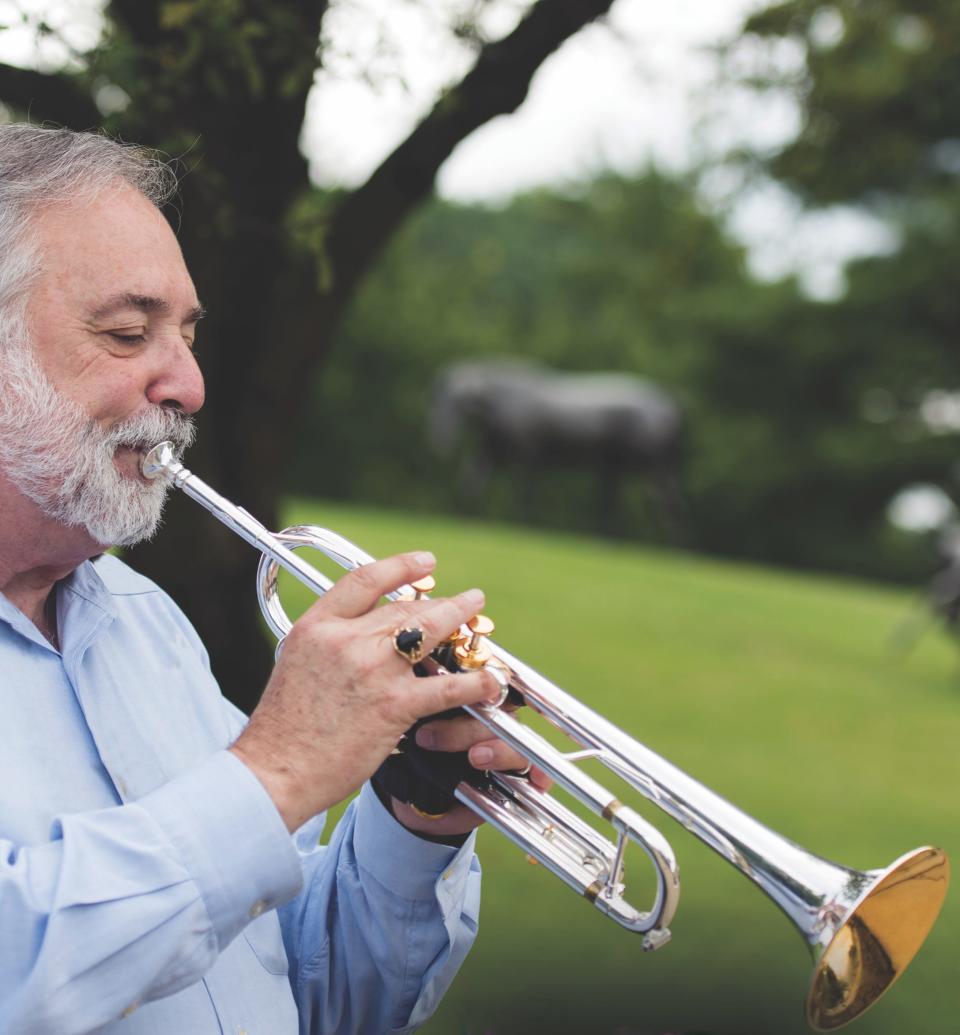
713,0,960,574
0,0,618,710
736,0,960,209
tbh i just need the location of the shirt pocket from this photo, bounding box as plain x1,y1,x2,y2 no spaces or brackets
243,912,290,975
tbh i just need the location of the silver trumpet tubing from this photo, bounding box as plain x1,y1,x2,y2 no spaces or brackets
142,442,949,1032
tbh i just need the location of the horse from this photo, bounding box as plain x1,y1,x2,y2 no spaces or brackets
428,358,686,538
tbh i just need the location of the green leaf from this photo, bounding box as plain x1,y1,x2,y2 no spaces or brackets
159,2,197,31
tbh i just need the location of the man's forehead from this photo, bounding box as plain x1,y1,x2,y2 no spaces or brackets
34,183,167,238
28,186,200,312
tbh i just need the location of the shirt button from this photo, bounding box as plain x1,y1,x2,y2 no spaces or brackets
248,899,268,919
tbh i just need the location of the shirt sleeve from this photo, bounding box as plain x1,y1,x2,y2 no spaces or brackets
279,782,481,1035
0,751,304,1035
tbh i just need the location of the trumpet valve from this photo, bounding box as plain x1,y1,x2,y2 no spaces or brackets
454,614,495,669
401,574,436,601
412,574,435,599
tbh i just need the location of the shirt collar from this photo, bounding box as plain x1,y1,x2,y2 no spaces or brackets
59,557,118,619
0,558,117,655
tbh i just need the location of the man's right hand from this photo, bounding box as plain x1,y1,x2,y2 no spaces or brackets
229,551,502,832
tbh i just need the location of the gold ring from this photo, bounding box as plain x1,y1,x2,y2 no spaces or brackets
410,804,448,820
393,626,425,663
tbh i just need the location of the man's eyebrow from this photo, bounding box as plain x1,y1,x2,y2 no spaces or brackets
89,293,206,324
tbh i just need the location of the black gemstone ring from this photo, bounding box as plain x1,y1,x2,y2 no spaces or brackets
393,626,426,664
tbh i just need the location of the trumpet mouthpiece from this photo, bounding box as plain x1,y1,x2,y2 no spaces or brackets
140,441,180,482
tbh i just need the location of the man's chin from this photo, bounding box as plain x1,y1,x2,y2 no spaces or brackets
85,511,163,549
65,474,168,548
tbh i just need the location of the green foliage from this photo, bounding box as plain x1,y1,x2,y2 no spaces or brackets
94,1,319,118
742,0,960,206
279,496,959,1035
289,169,953,582
715,0,960,576
291,170,753,510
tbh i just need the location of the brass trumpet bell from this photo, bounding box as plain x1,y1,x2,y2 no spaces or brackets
806,846,948,1030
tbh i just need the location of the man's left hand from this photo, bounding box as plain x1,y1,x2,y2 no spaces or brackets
390,713,551,837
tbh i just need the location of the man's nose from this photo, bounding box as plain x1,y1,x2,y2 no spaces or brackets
146,338,205,414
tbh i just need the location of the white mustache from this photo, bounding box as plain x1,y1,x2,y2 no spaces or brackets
96,407,197,455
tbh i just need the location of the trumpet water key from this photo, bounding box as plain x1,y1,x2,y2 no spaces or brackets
142,441,949,1032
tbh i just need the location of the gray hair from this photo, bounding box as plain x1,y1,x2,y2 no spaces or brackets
0,124,178,347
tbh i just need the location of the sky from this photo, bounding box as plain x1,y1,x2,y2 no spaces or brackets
307,0,770,199
303,0,896,299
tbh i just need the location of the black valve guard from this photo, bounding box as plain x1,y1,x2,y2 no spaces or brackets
372,650,524,816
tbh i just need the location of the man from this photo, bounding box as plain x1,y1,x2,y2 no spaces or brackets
0,124,531,1034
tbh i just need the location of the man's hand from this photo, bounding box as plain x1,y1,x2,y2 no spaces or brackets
390,712,551,838
229,551,528,833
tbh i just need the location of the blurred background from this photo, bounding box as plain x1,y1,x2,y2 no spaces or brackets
1,0,956,1031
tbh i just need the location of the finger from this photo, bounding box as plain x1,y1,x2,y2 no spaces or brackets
528,766,553,791
376,587,486,655
415,715,496,752
410,667,502,719
465,738,530,773
311,552,435,620
392,800,485,837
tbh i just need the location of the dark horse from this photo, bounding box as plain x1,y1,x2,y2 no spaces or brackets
428,358,685,537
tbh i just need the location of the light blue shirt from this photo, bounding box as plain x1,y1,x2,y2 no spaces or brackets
0,554,480,1035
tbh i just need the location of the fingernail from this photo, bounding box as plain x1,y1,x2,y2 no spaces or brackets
471,746,493,766
463,588,484,606
416,727,435,748
413,551,436,568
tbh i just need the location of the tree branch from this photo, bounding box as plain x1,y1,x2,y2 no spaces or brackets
325,0,617,304
0,62,100,127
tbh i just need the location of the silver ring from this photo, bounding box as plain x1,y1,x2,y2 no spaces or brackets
393,626,425,663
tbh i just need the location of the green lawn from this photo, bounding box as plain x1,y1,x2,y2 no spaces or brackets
282,499,959,1035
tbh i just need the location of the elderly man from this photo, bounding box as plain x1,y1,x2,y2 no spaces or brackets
0,124,529,1035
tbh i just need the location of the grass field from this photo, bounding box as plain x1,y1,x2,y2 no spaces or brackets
282,499,959,1035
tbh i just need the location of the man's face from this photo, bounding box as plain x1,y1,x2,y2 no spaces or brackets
0,182,205,546
26,182,205,470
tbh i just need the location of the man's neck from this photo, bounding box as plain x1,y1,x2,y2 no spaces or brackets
0,471,102,641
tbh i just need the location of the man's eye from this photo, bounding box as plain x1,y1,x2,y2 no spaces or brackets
109,332,146,345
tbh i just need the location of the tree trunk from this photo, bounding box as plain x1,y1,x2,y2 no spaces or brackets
126,149,319,712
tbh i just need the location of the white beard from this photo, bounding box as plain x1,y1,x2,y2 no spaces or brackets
0,344,196,546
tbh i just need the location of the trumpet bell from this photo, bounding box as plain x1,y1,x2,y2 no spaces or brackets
806,846,949,1030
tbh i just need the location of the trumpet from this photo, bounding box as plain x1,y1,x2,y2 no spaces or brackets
142,441,948,1032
